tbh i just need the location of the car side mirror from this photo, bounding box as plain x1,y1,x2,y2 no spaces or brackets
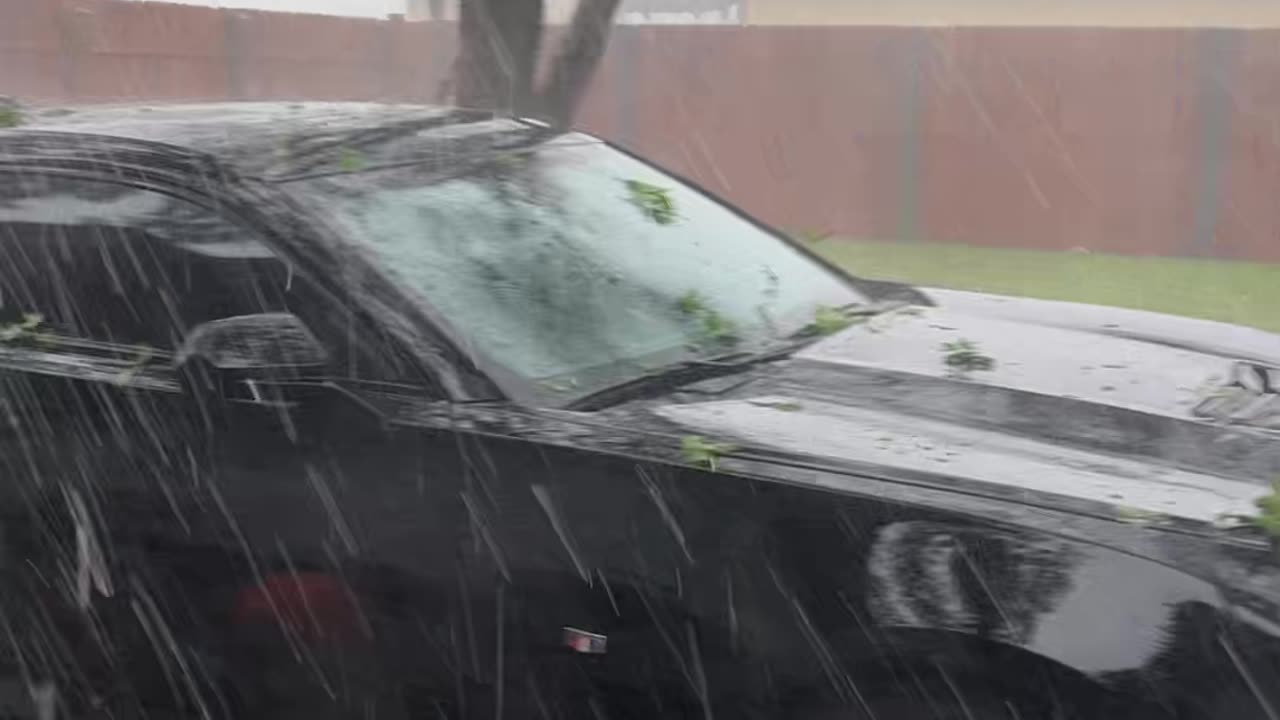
175,313,328,406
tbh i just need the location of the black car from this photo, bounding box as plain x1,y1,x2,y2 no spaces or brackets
1,102,1279,720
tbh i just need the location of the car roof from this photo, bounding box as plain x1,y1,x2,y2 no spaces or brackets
5,101,583,179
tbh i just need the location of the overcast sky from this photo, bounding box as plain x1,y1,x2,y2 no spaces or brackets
127,0,405,18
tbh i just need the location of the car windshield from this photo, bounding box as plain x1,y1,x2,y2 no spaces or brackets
289,138,863,404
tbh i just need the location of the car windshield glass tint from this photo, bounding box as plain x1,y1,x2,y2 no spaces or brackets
290,139,862,403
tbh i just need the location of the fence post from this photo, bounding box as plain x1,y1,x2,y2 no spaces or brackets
55,2,96,102
224,11,251,100
383,14,404,100
896,27,927,243
1190,28,1241,258
614,25,637,148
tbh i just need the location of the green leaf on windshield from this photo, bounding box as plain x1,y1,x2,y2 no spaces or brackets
492,152,529,172
675,291,739,347
338,147,366,172
625,179,678,225
700,310,739,344
1251,483,1280,539
676,290,707,316
681,436,738,471
805,306,856,337
0,107,23,129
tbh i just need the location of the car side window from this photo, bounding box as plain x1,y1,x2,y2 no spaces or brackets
0,173,290,351
0,171,441,393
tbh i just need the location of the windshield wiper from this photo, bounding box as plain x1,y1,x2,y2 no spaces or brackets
567,302,916,411
566,338,814,412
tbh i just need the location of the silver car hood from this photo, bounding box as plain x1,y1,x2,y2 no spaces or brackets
799,289,1280,421
653,290,1280,525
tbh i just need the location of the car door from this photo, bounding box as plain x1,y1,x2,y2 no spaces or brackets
328,382,894,719
0,168,432,719
0,170,226,714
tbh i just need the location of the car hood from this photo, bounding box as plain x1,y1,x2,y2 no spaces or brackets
649,290,1280,525
801,288,1280,422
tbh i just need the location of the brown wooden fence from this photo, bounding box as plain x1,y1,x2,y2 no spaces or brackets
4,0,1280,261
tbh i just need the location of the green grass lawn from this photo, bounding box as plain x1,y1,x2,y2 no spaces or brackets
813,239,1280,334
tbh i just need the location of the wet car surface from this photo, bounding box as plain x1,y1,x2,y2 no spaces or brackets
1,102,1279,719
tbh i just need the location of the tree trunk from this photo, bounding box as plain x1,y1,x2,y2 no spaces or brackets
453,0,544,114
537,0,623,129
